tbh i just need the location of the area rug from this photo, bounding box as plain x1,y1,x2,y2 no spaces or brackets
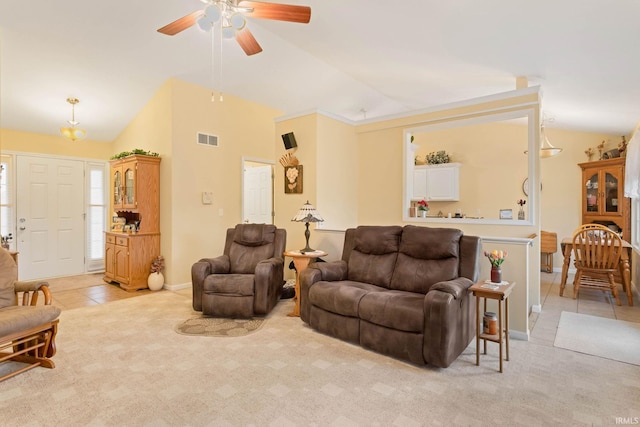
554,311,640,366
174,316,265,337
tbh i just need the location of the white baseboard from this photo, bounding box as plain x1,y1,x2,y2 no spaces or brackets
509,329,529,341
164,282,191,291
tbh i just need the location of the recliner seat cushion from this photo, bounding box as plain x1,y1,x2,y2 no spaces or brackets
359,290,425,332
390,226,462,293
308,281,386,317
203,274,254,296
0,305,61,337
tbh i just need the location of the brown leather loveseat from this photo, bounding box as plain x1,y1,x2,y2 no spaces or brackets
299,225,481,368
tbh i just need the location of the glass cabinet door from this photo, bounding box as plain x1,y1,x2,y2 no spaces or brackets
585,172,598,213
124,167,135,206
604,172,620,214
113,170,122,206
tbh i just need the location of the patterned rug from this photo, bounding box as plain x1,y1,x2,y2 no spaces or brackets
174,316,265,337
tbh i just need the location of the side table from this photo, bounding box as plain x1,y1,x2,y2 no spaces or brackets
283,250,327,317
469,280,516,373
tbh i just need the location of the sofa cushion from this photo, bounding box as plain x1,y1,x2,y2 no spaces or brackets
233,224,276,246
308,281,386,317
203,274,254,296
347,226,402,288
359,290,425,332
390,226,462,293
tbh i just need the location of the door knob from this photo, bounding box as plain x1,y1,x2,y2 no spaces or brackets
19,226,26,231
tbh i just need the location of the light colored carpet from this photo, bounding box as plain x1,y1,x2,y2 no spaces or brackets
0,292,638,426
175,316,265,337
554,311,640,366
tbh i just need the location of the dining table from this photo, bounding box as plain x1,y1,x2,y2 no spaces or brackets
559,236,633,306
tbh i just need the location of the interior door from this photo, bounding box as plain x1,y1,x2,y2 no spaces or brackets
243,161,273,224
16,156,85,280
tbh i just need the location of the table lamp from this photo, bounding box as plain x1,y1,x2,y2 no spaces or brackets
291,200,324,253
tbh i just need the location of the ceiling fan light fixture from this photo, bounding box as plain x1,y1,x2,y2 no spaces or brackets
230,13,246,30
205,4,221,23
197,16,212,31
60,97,86,142
222,26,236,39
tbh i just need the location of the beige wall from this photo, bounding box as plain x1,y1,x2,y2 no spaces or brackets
0,128,112,159
128,78,283,286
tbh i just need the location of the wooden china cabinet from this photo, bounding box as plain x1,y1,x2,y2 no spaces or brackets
579,157,630,241
104,155,161,291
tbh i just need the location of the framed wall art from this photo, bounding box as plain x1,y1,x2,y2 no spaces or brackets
285,165,303,194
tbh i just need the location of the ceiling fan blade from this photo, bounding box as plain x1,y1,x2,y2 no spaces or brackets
157,10,204,35
238,1,311,23
235,27,263,56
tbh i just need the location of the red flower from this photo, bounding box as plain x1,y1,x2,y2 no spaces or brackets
418,199,429,211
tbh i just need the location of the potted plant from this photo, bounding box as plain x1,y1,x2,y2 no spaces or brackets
417,199,429,218
148,255,165,291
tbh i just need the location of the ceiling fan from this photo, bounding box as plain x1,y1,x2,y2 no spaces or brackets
157,0,311,56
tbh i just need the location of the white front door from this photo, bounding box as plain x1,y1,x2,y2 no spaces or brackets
16,156,85,280
243,163,273,224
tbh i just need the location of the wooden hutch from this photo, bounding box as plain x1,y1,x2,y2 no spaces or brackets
579,157,630,241
104,155,161,291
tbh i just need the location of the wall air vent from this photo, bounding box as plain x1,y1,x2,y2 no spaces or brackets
197,132,219,147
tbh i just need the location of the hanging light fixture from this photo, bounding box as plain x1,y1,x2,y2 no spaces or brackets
524,123,563,158
60,98,86,141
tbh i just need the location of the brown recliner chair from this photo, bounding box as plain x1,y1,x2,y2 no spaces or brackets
191,224,286,318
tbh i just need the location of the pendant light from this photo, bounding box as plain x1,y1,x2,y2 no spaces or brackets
524,123,563,158
60,98,86,141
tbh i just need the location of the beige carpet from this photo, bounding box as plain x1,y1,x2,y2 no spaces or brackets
0,291,638,426
554,311,640,366
175,316,265,337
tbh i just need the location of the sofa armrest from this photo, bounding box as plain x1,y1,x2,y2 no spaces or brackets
191,255,230,311
429,277,473,300
423,277,475,368
299,260,348,323
14,281,52,306
310,260,348,282
253,257,285,315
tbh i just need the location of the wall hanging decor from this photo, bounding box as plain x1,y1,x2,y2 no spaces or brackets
280,152,303,194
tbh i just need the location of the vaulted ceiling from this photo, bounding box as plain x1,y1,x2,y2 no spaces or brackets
1,1,639,142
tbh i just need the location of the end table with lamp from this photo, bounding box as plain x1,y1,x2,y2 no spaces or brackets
287,200,326,317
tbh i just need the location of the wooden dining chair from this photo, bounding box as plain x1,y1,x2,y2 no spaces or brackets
570,225,623,305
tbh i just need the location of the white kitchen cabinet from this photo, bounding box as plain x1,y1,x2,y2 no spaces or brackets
413,163,460,201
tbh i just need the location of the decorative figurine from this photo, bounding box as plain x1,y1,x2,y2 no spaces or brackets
597,140,605,159
584,147,594,161
618,135,627,157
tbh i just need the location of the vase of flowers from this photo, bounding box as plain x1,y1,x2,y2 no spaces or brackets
485,250,507,283
417,199,429,218
517,199,526,220
148,255,165,291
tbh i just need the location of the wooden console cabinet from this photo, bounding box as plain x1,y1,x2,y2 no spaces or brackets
105,155,161,291
579,158,630,241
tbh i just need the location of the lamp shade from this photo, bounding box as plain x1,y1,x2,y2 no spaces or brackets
524,124,562,158
291,200,324,253
291,200,324,223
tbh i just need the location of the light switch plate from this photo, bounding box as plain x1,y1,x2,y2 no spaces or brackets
202,192,213,205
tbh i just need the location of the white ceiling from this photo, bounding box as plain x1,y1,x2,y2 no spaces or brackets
1,0,639,142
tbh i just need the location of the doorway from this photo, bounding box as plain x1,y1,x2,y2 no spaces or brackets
16,155,85,280
242,158,274,224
